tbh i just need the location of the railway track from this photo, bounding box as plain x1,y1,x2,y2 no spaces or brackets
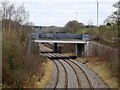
44,53,68,88
55,60,68,88
40,52,108,89
52,53,93,89
51,60,59,88
53,53,93,89
66,60,93,88
42,53,92,89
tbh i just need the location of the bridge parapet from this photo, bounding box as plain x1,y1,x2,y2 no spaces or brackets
31,33,91,41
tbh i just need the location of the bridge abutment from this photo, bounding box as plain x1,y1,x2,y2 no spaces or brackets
75,44,85,57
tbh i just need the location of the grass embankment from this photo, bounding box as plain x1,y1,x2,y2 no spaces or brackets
77,57,118,88
2,26,52,88
71,25,118,48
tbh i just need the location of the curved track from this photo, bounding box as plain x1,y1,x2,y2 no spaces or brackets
51,60,59,88
40,52,108,89
54,53,93,88
52,53,92,89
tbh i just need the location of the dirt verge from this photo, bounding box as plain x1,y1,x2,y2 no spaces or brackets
77,57,118,88
35,60,53,88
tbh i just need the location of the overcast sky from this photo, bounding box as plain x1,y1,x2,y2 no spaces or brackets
8,0,118,26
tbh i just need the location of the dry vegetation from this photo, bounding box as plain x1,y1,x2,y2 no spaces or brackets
86,57,118,88
0,0,53,88
77,57,118,88
35,60,53,88
76,42,118,88
2,22,50,88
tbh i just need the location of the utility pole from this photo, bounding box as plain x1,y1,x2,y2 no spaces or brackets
76,11,78,21
76,11,78,32
96,0,99,27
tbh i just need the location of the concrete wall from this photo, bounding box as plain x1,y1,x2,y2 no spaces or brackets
85,41,118,62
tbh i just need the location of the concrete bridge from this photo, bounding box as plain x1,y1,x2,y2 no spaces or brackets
32,33,90,57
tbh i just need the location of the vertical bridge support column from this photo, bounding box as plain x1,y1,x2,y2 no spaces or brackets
75,43,85,57
54,43,58,53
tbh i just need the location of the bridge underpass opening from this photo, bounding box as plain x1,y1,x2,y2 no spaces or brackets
53,43,85,57
38,42,86,57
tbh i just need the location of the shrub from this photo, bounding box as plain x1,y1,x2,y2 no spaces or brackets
2,24,47,88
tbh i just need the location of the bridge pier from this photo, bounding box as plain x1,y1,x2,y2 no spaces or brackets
54,43,58,53
75,44,85,57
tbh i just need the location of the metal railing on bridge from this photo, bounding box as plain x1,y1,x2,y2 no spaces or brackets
31,33,91,41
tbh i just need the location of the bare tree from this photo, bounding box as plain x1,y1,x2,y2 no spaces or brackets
0,0,29,32
1,0,16,20
13,4,29,24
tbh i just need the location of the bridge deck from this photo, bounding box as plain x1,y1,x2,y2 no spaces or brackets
34,39,87,44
